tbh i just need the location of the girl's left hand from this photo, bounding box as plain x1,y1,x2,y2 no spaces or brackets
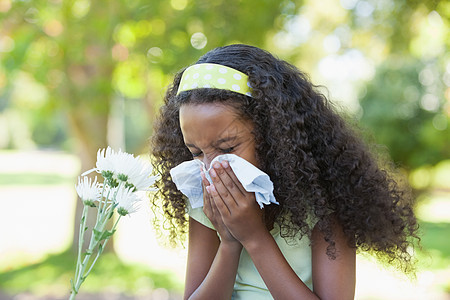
201,170,239,246
207,160,267,245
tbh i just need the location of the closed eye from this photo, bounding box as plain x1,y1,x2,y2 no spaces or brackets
220,147,234,154
191,151,202,157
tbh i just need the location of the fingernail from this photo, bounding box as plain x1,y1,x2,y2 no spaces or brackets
205,186,211,194
209,185,217,195
209,168,217,178
221,161,229,168
213,162,221,169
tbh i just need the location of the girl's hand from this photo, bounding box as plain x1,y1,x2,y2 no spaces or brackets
201,169,241,246
207,161,267,245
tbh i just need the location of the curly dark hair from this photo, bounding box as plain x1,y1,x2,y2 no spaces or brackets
150,44,419,273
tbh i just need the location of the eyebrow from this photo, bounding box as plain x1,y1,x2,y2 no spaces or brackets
185,136,238,149
214,136,237,146
185,143,199,149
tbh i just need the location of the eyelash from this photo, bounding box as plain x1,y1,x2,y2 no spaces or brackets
190,147,235,157
221,147,234,153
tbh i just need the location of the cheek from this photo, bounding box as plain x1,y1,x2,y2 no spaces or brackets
249,151,259,168
238,140,259,167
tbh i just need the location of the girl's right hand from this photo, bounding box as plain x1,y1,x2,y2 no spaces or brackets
201,170,241,247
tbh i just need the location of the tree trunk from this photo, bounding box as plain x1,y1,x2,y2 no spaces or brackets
68,109,112,253
61,0,119,253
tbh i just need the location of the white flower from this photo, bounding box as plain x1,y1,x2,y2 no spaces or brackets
122,158,158,191
95,147,118,174
82,147,158,191
81,147,124,176
114,187,142,216
75,176,101,206
106,149,158,191
100,184,118,203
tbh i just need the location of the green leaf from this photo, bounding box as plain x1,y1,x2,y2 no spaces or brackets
108,210,114,219
93,228,116,242
102,229,116,240
83,200,96,207
93,228,103,241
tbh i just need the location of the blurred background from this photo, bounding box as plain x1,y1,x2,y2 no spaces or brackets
0,0,449,299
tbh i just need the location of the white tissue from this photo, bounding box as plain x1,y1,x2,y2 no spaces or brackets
169,154,279,209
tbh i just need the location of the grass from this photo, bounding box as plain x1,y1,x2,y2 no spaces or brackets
0,250,183,298
0,173,73,185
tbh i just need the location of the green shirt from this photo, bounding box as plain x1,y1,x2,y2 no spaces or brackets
187,205,313,299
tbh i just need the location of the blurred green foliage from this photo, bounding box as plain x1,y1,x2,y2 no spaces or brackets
418,221,450,269
0,0,295,157
360,58,449,169
0,0,448,171
1,0,448,173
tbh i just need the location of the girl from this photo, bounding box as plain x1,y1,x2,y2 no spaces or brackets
151,44,419,299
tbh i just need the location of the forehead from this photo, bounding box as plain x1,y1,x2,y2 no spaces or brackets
180,102,238,122
179,103,252,142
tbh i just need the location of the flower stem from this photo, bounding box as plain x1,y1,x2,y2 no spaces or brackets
70,205,89,298
70,202,121,298
96,184,107,224
84,216,122,278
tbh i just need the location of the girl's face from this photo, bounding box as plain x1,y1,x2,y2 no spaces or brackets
179,102,258,170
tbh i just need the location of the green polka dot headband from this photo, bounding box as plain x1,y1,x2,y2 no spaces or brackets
177,63,253,97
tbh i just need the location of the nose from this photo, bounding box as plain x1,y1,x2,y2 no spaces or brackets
202,157,211,171
201,153,217,170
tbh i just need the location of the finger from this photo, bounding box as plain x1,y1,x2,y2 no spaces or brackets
218,161,258,207
202,173,214,218
200,170,211,187
219,160,246,195
202,188,211,217
205,182,226,213
209,162,241,209
208,184,231,216
208,186,222,216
